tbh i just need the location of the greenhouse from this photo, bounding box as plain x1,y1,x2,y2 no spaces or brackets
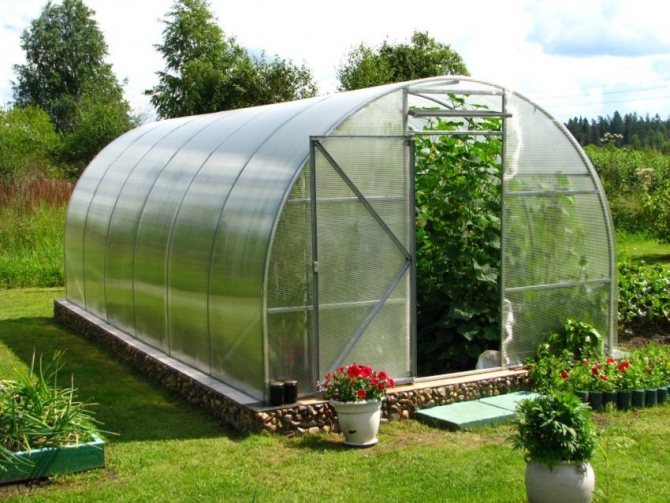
59,76,617,404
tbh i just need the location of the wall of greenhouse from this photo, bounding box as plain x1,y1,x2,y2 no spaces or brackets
62,77,617,403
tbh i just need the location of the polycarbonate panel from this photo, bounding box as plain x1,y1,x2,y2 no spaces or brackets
64,122,161,304
313,137,411,376
502,91,616,364
503,193,610,288
105,115,220,348
334,91,404,135
133,111,238,364
266,169,313,395
505,95,588,175
82,118,192,319
503,284,611,364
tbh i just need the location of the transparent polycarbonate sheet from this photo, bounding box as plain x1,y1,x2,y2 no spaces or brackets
105,116,219,349
334,91,404,135
503,284,611,364
82,118,192,320
501,91,616,364
266,168,313,395
313,137,411,375
133,111,238,367
505,95,588,176
345,279,411,378
503,193,610,289
64,123,160,304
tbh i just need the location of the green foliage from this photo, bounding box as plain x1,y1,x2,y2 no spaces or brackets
539,318,604,361
337,31,469,91
0,351,99,472
147,0,317,118
566,111,670,152
0,180,70,288
586,145,670,237
414,110,502,374
0,105,60,182
510,393,596,466
618,260,670,332
12,0,130,135
526,350,573,393
318,364,395,402
55,80,138,178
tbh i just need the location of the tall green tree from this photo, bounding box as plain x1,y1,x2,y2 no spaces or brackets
146,0,317,119
12,0,132,135
337,31,469,91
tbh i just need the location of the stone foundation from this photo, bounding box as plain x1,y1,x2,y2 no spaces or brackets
55,300,529,435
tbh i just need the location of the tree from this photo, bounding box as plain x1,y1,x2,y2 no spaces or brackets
337,31,469,91
12,0,132,136
146,0,318,118
0,105,60,182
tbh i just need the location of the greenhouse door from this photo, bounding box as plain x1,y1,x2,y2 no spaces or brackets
310,136,415,381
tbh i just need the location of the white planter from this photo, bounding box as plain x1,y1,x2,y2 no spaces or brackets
330,399,383,447
525,461,595,503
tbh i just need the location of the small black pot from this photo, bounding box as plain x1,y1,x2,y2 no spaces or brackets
617,390,632,411
588,390,603,411
657,387,668,405
269,381,285,407
575,390,589,403
283,380,298,404
603,391,617,410
645,388,658,407
631,389,645,408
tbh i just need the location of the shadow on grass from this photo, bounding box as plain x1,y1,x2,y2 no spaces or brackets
287,433,351,452
628,253,670,266
0,316,245,444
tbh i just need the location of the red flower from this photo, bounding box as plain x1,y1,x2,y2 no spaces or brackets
618,361,629,372
592,366,600,376
378,371,389,381
348,364,362,378
560,370,569,379
606,356,616,364
360,365,373,378
357,389,367,400
378,382,386,391
600,374,609,381
389,378,395,388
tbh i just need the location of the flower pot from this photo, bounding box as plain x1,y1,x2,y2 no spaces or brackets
631,389,645,408
587,391,603,411
0,435,105,485
525,461,595,503
602,391,617,410
575,390,589,403
330,399,383,447
657,387,668,405
616,390,632,411
645,389,658,407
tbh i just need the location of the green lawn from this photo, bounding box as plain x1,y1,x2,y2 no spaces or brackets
1,288,670,502
617,231,670,268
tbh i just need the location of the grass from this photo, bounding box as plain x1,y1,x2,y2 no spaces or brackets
617,230,670,269
1,288,670,501
0,177,71,289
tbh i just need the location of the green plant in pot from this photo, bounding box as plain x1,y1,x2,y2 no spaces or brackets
510,392,596,503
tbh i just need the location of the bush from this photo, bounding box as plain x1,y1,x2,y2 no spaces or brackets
618,260,670,332
510,393,596,466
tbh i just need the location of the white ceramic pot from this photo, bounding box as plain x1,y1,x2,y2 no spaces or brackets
330,399,383,447
525,461,595,503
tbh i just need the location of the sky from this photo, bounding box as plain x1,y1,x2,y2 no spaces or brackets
1,0,670,123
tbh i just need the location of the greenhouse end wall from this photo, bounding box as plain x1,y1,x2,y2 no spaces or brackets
61,77,617,406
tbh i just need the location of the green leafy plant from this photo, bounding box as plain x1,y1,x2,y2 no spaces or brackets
510,393,596,467
0,351,100,472
318,364,395,402
618,260,670,332
540,318,604,361
415,103,502,374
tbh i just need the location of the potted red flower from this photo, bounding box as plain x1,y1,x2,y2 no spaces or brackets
318,363,395,447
